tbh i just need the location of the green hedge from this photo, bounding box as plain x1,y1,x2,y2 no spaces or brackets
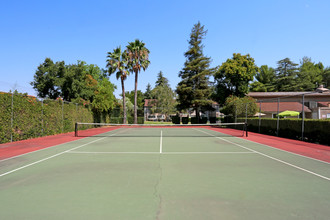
0,93,94,144
0,92,147,144
209,117,217,123
191,117,208,124
181,117,189,124
238,118,330,146
171,116,180,124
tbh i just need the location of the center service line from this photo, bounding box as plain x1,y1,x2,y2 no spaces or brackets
160,130,163,154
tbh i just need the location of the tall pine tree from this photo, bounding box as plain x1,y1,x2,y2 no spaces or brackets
144,83,153,99
275,58,298,91
176,22,214,121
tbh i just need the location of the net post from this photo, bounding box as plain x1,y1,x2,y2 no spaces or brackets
75,122,78,137
245,122,248,137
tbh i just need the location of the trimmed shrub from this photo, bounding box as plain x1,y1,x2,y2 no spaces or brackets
238,118,330,146
191,117,208,124
209,117,217,123
181,117,189,124
171,116,180,124
0,93,93,144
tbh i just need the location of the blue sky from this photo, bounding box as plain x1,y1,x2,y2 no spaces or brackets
1,0,329,98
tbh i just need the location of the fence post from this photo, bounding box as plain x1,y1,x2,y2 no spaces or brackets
62,99,64,133
11,92,13,142
258,101,262,133
301,94,305,141
235,104,237,123
41,100,44,136
75,122,78,137
276,98,280,136
245,103,248,124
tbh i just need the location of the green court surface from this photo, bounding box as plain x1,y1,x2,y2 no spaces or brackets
0,127,329,219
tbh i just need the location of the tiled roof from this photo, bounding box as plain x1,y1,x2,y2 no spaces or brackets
248,92,330,98
318,102,330,107
144,99,157,107
258,102,311,113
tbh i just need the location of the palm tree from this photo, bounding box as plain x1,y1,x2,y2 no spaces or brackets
126,39,150,124
106,47,129,124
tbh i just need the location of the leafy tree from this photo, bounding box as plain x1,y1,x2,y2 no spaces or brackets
249,81,268,92
250,65,276,92
126,39,150,124
31,58,111,104
125,90,144,109
221,96,258,117
275,58,298,91
176,22,214,121
150,73,176,120
62,61,98,102
91,77,116,112
106,46,129,124
215,53,258,104
31,58,65,99
144,83,153,99
323,67,330,88
294,57,323,91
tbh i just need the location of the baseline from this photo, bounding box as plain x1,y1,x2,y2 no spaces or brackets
67,151,255,154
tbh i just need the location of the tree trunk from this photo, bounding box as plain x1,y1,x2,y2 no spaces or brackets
121,78,127,124
196,106,200,124
134,71,138,124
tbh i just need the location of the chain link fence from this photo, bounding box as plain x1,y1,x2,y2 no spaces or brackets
229,92,330,145
0,91,93,144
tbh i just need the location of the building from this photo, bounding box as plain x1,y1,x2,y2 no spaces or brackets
144,99,221,121
143,99,167,121
247,85,330,119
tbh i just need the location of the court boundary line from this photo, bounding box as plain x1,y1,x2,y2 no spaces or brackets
242,136,330,165
0,139,81,163
195,128,330,181
205,128,330,165
0,128,125,163
0,133,118,177
205,127,330,165
67,151,256,154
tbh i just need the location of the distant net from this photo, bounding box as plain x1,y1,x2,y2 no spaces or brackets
75,122,248,138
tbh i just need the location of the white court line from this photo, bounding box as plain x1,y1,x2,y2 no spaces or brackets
163,152,255,154
67,151,255,154
0,132,120,177
194,128,330,181
240,135,330,165
0,127,125,163
205,127,330,165
68,151,160,154
0,139,84,163
160,130,163,154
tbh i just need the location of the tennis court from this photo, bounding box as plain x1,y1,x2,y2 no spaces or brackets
0,124,329,219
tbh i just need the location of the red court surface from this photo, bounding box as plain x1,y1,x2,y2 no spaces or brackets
1,127,330,163
0,127,117,160
242,131,330,163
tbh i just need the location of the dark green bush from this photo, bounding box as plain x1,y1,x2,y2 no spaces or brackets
181,117,189,124
0,93,93,144
191,117,208,124
238,118,330,146
209,117,217,123
171,116,180,124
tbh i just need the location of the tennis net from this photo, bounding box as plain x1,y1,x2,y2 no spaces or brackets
74,122,248,138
